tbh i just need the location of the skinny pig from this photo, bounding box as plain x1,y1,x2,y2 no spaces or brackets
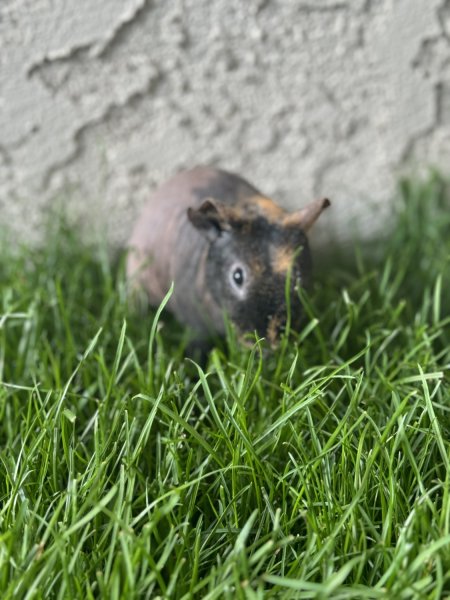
127,166,329,344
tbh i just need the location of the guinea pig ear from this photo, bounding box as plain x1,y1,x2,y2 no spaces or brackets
187,198,231,241
283,198,331,231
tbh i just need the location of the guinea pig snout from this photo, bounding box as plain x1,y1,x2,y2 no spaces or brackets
266,313,286,347
265,297,303,346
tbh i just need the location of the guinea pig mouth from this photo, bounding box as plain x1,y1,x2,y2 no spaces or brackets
234,313,290,349
236,320,281,349
266,314,284,348
267,306,304,348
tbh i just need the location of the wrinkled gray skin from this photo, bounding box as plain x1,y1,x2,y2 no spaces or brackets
127,166,329,344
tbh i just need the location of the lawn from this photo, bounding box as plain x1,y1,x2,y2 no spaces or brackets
1,176,449,599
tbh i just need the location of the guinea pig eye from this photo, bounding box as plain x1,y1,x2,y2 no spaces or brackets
229,265,246,293
232,267,244,286
228,263,248,297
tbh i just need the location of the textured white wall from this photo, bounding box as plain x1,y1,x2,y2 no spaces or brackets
1,0,449,246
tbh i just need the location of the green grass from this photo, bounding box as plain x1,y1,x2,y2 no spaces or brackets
1,175,450,599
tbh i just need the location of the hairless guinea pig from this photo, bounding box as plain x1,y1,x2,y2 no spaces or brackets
126,166,330,345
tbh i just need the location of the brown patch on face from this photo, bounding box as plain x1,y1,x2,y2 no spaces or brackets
266,314,282,347
248,255,264,275
271,245,295,274
244,195,286,223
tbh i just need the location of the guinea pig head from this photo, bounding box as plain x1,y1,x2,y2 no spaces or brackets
187,196,330,345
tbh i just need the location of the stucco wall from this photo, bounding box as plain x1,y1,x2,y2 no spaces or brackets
1,0,449,247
